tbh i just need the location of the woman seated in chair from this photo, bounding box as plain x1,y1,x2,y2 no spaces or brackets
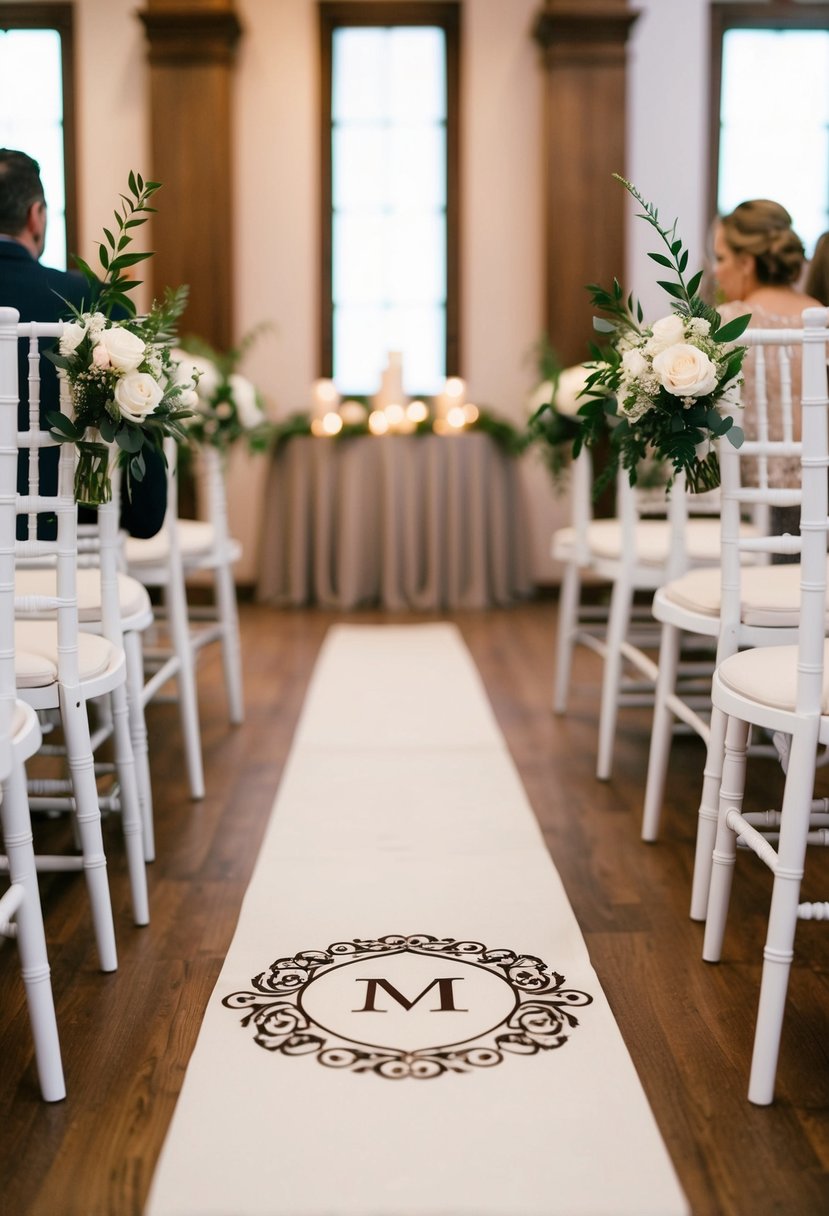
713,199,822,556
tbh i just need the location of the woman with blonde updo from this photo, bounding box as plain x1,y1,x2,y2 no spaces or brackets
714,200,822,554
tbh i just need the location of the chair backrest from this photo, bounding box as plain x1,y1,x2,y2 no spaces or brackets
0,309,19,782
194,444,233,557
0,309,84,686
717,307,829,668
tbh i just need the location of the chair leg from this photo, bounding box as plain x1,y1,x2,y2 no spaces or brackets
59,688,117,972
553,561,580,714
2,759,65,1102
125,630,155,863
690,705,728,921
163,579,205,801
110,682,149,926
747,724,818,1105
596,576,633,781
703,712,749,963
641,621,681,842
213,560,244,725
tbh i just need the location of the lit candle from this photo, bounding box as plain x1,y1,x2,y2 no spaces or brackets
435,376,465,421
368,409,389,435
322,411,343,435
311,378,339,419
384,402,405,430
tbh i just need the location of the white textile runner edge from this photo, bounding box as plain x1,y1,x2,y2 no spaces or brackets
146,623,689,1216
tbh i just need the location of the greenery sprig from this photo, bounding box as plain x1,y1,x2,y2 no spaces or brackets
73,171,160,318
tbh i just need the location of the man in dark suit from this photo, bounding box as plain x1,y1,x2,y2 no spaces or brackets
0,148,167,537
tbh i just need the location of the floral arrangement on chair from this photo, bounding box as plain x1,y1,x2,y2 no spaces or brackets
539,176,750,494
172,329,273,455
47,172,194,506
526,337,593,489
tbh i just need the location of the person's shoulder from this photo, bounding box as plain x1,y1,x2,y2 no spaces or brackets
39,264,93,310
716,299,748,324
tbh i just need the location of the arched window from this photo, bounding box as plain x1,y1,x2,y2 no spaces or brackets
319,1,460,396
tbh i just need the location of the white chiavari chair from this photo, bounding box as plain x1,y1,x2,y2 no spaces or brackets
129,442,243,726
0,306,65,1101
4,310,149,971
701,305,829,1104
640,319,828,923
182,443,244,724
552,448,728,781
124,437,206,800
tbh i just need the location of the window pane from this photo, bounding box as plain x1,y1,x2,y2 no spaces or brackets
333,212,385,303
0,27,66,270
718,30,829,255
388,28,445,121
331,25,447,392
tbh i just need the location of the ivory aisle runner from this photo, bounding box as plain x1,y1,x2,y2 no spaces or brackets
146,625,688,1216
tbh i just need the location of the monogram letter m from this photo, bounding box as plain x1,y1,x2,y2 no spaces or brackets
353,976,467,1012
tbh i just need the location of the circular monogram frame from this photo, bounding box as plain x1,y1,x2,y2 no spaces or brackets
223,934,592,1080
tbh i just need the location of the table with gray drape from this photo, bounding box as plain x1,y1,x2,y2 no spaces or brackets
256,432,533,610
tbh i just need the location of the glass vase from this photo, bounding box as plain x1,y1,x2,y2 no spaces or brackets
74,431,112,508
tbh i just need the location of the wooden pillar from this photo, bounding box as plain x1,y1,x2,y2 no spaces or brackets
532,1,639,366
137,0,242,348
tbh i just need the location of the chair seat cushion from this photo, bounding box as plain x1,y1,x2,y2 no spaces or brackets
552,518,751,566
717,641,829,714
125,520,242,566
664,562,827,627
14,621,114,688
15,568,151,622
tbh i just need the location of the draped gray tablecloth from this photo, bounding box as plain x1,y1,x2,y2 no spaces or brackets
256,433,533,610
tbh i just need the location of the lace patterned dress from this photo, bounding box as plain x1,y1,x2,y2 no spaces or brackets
718,300,807,561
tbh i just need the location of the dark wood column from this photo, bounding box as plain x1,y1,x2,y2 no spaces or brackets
532,1,639,366
137,0,242,348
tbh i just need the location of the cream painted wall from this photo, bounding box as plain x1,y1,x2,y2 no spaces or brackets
626,0,710,320
25,0,717,586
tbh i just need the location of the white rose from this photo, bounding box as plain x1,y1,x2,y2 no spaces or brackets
646,314,685,355
98,325,145,372
59,320,87,355
652,343,718,398
114,371,163,422
228,373,264,429
553,364,592,415
621,348,648,379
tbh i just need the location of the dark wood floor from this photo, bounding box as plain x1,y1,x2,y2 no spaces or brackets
0,598,827,1216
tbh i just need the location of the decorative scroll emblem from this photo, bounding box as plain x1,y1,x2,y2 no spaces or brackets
223,934,592,1080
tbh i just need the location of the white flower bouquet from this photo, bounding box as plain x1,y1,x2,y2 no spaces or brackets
47,172,193,506
573,177,749,494
173,329,272,455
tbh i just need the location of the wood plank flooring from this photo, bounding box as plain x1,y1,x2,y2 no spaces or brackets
0,599,827,1215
